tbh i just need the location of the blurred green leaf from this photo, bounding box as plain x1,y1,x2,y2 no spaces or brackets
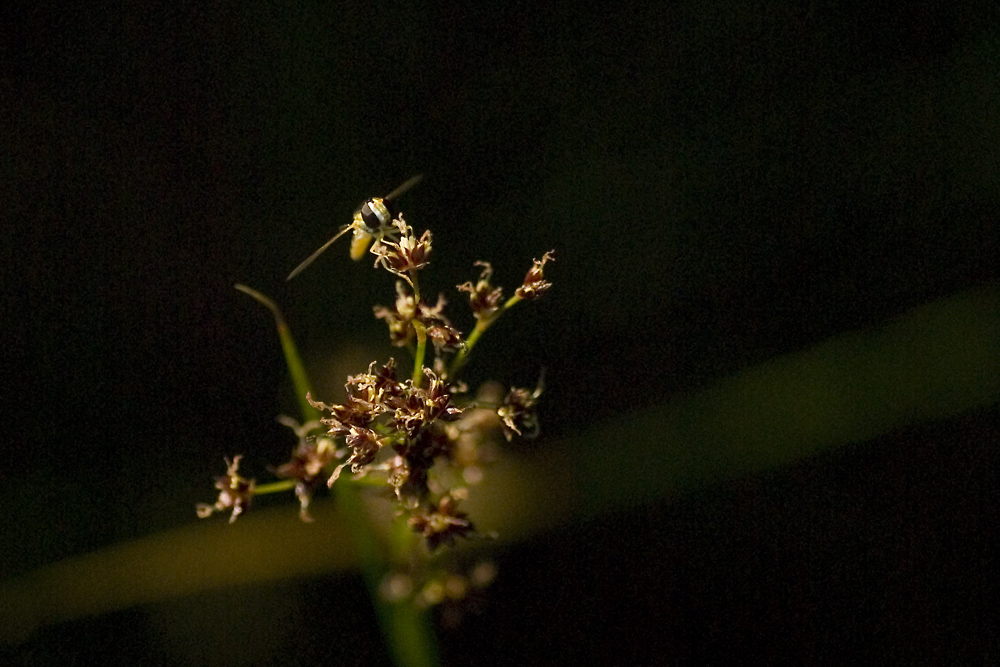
2,285,996,645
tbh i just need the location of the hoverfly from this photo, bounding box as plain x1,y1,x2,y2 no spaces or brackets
287,174,423,280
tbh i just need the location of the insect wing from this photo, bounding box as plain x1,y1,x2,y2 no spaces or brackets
383,174,423,202
286,224,354,280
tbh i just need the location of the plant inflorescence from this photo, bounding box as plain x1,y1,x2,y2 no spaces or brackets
197,187,554,620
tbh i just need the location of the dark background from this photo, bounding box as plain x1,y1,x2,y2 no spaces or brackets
2,1,998,664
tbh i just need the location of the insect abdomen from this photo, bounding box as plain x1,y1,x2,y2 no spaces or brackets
350,228,374,261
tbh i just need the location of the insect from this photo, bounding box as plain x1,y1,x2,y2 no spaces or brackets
287,174,424,280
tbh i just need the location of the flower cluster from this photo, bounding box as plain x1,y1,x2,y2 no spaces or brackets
270,417,337,521
200,188,554,609
498,373,545,440
380,559,498,622
196,456,255,523
303,359,463,505
515,250,555,300
457,261,504,321
371,215,432,283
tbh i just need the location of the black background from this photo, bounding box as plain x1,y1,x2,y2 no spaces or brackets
2,1,998,664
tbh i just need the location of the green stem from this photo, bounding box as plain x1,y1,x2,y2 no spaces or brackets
409,272,427,387
383,597,441,667
449,294,522,378
338,483,440,667
252,479,297,495
412,320,428,387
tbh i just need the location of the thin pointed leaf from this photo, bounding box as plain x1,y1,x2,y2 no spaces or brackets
234,284,320,423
